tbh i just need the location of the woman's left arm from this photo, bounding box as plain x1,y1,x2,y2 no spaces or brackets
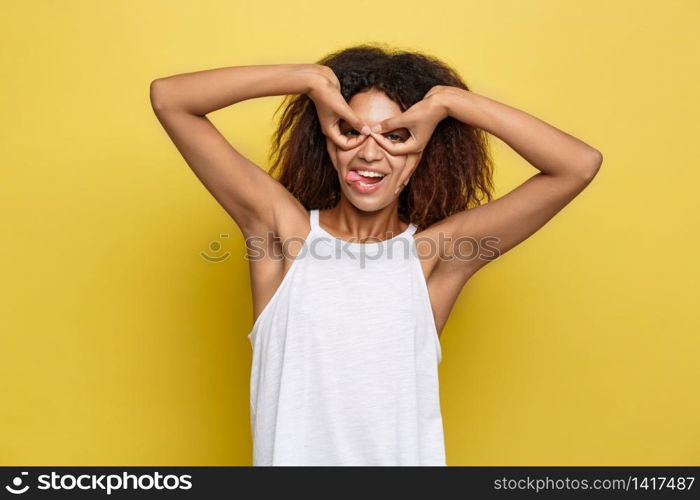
435,87,603,275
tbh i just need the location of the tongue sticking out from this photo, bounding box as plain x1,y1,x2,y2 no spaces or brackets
346,170,384,184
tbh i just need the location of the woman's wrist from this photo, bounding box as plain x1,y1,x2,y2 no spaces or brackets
282,64,330,94
300,64,337,95
432,86,474,119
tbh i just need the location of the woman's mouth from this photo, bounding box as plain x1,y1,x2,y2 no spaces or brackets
345,169,389,194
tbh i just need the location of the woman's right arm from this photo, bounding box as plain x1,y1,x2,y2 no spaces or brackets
149,64,327,238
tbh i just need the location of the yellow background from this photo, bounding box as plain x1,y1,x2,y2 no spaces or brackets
2,0,698,465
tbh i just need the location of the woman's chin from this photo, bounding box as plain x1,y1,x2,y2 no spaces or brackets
342,191,393,212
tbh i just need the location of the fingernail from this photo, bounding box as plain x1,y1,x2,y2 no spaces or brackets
372,124,382,133
361,125,370,135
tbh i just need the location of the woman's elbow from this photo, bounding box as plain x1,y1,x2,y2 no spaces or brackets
580,150,603,182
149,79,171,113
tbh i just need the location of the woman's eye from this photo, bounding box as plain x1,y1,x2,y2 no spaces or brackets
342,128,405,142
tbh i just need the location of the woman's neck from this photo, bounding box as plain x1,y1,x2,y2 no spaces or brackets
320,199,407,243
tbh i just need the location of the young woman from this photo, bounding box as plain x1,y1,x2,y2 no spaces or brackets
149,45,602,466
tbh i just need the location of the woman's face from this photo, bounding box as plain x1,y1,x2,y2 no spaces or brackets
326,89,423,212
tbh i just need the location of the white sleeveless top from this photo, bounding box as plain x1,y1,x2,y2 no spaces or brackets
247,208,445,466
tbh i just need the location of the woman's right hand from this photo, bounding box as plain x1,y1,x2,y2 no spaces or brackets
307,66,371,150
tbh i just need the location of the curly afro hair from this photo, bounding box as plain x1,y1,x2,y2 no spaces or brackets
267,42,495,231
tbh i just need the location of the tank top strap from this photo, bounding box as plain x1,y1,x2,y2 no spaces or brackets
404,222,418,238
309,208,320,230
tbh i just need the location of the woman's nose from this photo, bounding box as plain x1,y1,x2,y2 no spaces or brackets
358,134,384,159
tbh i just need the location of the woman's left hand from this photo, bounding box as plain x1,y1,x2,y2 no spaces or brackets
368,85,451,156
368,85,451,194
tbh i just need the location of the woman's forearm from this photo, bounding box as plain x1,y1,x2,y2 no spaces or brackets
150,63,324,116
439,88,602,178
